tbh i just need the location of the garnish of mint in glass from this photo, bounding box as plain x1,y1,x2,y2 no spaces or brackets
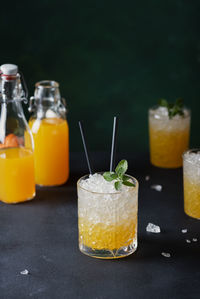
103,160,135,191
158,98,184,119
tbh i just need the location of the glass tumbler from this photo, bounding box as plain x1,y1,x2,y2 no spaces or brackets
183,149,200,219
149,106,190,168
77,173,138,259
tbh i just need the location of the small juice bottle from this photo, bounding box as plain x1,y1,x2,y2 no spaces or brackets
28,81,69,186
0,64,35,204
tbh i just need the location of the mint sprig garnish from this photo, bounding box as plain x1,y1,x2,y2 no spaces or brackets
158,98,184,119
103,160,135,191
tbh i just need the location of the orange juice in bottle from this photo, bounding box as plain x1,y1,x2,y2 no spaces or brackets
0,64,35,203
0,147,35,203
28,81,69,186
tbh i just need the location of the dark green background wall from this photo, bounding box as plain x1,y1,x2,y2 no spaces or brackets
1,0,200,153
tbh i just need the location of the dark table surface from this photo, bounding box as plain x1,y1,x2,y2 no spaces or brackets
0,152,200,299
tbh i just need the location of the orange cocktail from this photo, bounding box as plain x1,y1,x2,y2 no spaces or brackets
78,218,137,251
149,106,190,168
183,149,200,219
77,173,138,259
29,117,69,186
0,147,35,204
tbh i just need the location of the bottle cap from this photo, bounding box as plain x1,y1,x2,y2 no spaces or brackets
0,64,18,76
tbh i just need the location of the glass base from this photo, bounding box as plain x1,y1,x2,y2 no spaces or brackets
151,160,182,169
79,241,137,259
36,181,67,187
0,193,35,204
184,210,200,220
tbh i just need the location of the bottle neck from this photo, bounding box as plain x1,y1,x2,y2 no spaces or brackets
29,81,66,119
1,75,22,103
35,80,61,104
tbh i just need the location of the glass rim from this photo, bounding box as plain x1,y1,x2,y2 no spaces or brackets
183,148,200,162
148,105,191,118
77,172,138,195
35,80,59,89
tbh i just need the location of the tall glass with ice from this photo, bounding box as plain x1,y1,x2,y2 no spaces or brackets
149,106,190,168
77,173,138,259
183,149,200,219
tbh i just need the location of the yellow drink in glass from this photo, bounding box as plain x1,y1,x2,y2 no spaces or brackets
0,147,35,204
29,117,69,186
183,149,200,219
149,106,190,168
78,219,137,251
77,173,138,259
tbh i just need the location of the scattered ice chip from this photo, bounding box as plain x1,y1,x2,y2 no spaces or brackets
151,185,162,192
186,239,191,243
146,223,161,233
145,175,150,181
181,229,187,233
20,269,29,275
192,238,198,242
161,252,171,258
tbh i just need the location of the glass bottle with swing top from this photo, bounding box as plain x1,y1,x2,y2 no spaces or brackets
28,80,69,186
0,64,35,203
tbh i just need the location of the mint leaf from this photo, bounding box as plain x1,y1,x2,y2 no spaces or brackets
103,159,134,191
123,175,130,181
175,98,183,107
115,181,122,190
110,173,118,180
158,99,168,107
115,160,128,177
122,181,135,187
103,172,117,182
158,98,184,119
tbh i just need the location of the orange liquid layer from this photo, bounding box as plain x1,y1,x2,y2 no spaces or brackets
0,147,35,204
184,177,200,219
149,127,189,168
29,118,69,186
79,218,137,250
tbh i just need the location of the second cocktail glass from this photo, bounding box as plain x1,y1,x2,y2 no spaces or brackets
149,106,190,168
183,149,200,219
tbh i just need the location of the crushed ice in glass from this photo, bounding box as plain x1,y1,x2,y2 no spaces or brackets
151,185,162,192
184,151,200,166
192,238,198,242
181,229,187,233
20,269,29,275
186,239,191,243
146,223,161,233
80,173,134,193
151,106,189,120
153,107,169,119
145,175,150,181
161,252,171,258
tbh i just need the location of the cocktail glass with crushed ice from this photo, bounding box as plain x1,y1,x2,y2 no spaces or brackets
77,173,138,259
183,149,200,219
149,106,190,168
